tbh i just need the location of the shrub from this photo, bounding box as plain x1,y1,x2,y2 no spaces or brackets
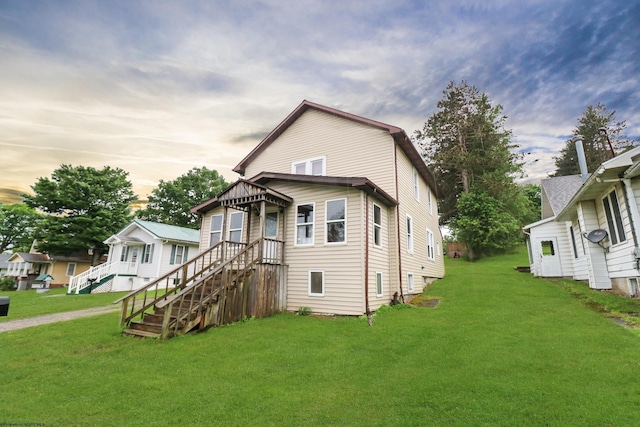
0,276,16,291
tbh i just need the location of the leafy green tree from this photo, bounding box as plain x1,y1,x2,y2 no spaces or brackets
415,81,526,259
552,103,636,176
0,203,43,253
23,165,136,265
136,167,229,229
451,191,521,259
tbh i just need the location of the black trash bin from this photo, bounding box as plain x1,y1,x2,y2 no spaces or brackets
0,296,9,316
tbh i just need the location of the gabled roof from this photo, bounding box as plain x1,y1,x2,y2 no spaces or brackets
8,252,51,263
540,175,583,218
107,220,200,245
131,220,200,244
250,172,398,207
191,179,293,215
232,100,439,198
557,145,640,221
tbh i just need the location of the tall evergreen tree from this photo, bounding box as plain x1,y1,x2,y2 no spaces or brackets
415,81,526,259
23,165,136,265
136,167,229,229
552,103,636,176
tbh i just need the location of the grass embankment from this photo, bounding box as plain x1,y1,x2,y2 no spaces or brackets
2,248,640,426
0,287,129,322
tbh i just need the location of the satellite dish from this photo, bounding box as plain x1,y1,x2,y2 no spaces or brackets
586,229,607,244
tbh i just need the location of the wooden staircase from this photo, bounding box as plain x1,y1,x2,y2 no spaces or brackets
116,238,286,339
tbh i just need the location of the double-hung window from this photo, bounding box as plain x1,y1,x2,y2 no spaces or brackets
603,189,626,245
210,214,223,246
170,245,188,265
373,203,382,247
426,229,435,260
326,199,346,244
228,212,244,243
296,203,315,246
120,246,129,262
406,214,414,253
142,243,155,263
292,156,325,176
413,168,420,201
66,263,77,277
427,188,433,215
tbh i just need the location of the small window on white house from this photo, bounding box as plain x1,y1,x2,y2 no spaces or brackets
228,212,244,243
406,214,414,253
142,244,155,264
170,245,189,265
120,246,129,262
292,156,326,176
603,189,626,245
309,270,324,296
210,214,223,246
66,262,76,276
427,229,435,260
373,203,382,247
407,273,414,292
376,272,383,297
296,203,315,246
413,168,420,201
326,199,346,244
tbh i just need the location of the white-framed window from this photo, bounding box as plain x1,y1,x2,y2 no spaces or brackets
142,243,155,264
376,272,383,297
170,245,189,265
413,168,420,201
427,188,433,215
292,156,326,176
296,203,315,246
406,214,414,253
603,189,626,245
326,198,346,244
407,273,414,292
120,246,129,262
373,203,382,248
427,229,435,260
66,262,76,277
308,270,324,296
131,247,139,263
228,212,244,243
210,214,223,246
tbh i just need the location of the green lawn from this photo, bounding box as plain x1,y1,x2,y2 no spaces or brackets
0,287,130,322
2,249,640,426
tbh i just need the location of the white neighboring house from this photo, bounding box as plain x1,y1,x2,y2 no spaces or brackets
68,220,200,294
523,175,583,278
525,145,640,297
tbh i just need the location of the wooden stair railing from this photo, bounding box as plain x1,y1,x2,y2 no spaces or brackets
155,238,267,339
114,240,246,329
122,237,285,339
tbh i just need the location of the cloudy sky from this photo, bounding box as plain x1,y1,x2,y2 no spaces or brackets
1,0,638,205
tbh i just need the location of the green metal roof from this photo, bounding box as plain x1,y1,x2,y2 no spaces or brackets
133,220,200,244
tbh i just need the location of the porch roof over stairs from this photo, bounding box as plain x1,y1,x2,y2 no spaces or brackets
191,179,293,214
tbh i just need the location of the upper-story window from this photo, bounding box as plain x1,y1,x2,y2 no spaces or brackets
603,189,626,245
373,203,382,247
427,188,433,215
406,214,414,253
413,168,420,201
426,229,435,260
292,156,326,176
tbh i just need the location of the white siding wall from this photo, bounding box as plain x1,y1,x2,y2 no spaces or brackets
578,201,611,289
527,220,575,277
242,110,397,196
367,200,393,311
571,218,590,281
600,184,636,279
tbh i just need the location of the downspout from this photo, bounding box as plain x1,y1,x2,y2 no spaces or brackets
365,194,372,326
393,143,405,303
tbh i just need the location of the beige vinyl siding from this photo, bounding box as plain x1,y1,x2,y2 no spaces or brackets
395,146,444,296
198,207,247,253
368,201,394,311
266,181,366,315
243,109,397,196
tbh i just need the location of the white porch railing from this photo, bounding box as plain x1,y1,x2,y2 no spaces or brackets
68,261,118,294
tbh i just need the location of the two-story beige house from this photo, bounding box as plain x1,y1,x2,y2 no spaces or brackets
193,100,444,315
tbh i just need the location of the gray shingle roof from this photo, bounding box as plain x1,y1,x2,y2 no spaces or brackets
541,175,584,217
